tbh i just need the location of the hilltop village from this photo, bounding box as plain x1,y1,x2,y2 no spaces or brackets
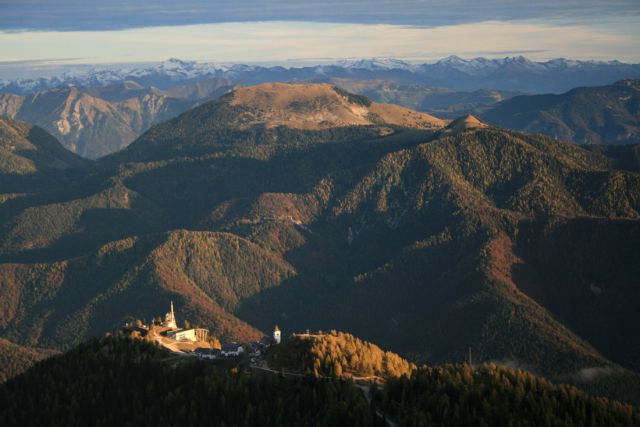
122,302,281,361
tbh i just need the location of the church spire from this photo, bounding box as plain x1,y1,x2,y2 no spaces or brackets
165,301,177,329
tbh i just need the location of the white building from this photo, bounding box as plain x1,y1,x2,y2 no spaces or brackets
162,302,209,342
167,328,196,341
166,327,209,342
273,325,281,344
221,343,244,357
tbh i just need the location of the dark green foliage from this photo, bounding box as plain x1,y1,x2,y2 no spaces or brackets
1,92,640,407
584,144,640,172
0,337,380,427
516,217,640,372
3,336,637,427
0,338,57,383
378,364,640,427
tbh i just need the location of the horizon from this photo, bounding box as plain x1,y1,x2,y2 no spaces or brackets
1,53,638,81
1,1,639,70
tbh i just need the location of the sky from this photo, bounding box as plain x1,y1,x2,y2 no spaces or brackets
1,0,639,69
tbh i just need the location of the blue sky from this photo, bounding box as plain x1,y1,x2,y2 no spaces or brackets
1,0,639,65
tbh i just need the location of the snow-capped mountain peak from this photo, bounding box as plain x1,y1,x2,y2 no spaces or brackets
1,56,639,95
334,58,416,71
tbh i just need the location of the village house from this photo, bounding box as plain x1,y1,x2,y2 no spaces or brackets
220,343,244,357
195,348,221,360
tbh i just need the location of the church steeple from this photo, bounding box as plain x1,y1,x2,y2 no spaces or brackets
273,325,281,344
165,301,177,329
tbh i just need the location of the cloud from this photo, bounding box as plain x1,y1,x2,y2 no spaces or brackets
0,58,87,66
570,366,625,382
1,19,638,65
0,0,638,31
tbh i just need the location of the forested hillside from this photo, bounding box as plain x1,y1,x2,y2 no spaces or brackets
0,337,379,427
0,84,639,404
378,364,639,426
0,338,57,383
267,331,415,379
482,79,640,145
2,336,638,427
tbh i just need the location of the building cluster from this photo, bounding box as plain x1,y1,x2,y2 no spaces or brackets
122,302,282,361
195,325,281,361
162,302,210,342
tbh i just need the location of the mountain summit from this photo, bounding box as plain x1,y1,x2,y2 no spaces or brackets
117,83,447,160
219,82,446,130
444,114,488,132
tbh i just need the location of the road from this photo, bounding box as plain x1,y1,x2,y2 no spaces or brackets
163,349,398,426
249,362,397,427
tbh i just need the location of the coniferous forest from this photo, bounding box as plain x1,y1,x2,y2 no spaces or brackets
3,1,640,425
1,337,639,427
0,338,380,427
377,365,639,427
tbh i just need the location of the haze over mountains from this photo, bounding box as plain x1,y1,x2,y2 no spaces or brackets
0,79,234,158
3,56,640,95
0,83,639,406
2,57,639,158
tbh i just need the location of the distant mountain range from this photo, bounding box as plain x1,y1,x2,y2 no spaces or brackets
3,56,640,95
0,117,87,176
0,76,507,158
331,78,522,119
0,79,234,158
0,84,639,406
1,57,638,158
480,79,640,145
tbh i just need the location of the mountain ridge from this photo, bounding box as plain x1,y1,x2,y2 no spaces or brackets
3,56,639,95
0,85,638,403
0,85,226,158
481,78,640,145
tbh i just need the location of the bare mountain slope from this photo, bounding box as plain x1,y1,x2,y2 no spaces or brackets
225,83,446,130
0,79,234,159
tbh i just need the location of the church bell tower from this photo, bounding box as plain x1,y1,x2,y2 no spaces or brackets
165,301,177,329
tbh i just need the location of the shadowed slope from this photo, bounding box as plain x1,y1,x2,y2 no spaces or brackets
482,79,640,145
0,86,638,404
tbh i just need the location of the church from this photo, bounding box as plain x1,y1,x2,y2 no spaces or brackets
163,301,209,342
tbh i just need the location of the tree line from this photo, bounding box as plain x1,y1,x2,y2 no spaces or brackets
0,337,380,427
375,363,639,427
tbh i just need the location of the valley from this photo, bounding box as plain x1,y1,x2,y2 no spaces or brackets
3,0,640,423
2,58,640,159
0,83,638,408
0,78,640,416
